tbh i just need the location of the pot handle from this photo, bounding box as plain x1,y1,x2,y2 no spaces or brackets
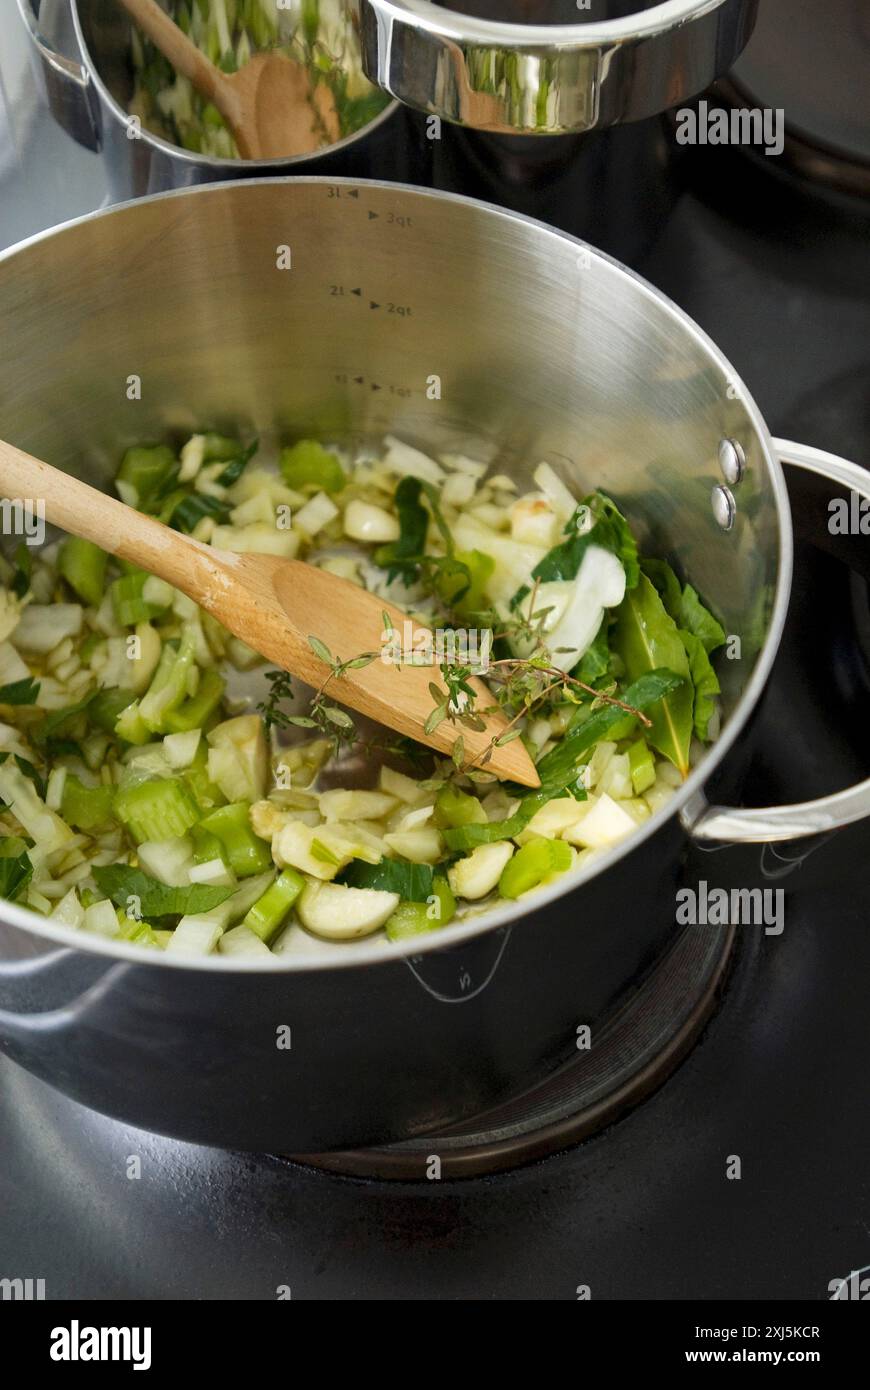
17,0,101,153
683,438,870,844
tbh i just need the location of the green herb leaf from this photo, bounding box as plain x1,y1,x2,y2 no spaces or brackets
216,438,258,488
11,543,31,599
0,836,33,901
31,693,96,747
534,669,687,800
373,476,429,583
338,857,434,902
680,629,720,740
0,676,40,706
307,636,334,666
642,560,726,656
612,575,693,775
641,558,683,619
92,865,233,919
678,584,726,655
168,491,230,533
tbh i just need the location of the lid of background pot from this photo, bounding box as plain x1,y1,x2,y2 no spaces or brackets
356,0,759,135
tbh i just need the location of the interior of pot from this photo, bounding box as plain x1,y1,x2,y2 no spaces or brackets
0,179,786,961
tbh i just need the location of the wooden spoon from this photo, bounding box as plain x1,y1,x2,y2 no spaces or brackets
0,443,540,787
117,0,340,158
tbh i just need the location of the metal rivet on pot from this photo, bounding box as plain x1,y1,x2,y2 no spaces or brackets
718,437,745,485
711,484,736,531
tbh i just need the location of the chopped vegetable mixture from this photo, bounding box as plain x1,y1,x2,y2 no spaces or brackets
0,432,726,957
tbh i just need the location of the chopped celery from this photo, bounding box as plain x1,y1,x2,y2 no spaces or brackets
200,801,271,878
116,916,159,948
191,825,226,865
498,837,572,899
433,782,487,829
280,440,346,494
385,875,455,941
114,777,200,843
117,445,176,508
115,699,150,746
183,743,226,812
163,668,225,733
242,869,305,943
628,739,657,795
139,626,198,732
451,548,494,615
202,433,244,462
61,775,114,832
58,537,107,607
110,570,171,627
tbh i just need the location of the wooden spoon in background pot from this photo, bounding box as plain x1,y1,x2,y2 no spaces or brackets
117,0,340,158
0,441,541,787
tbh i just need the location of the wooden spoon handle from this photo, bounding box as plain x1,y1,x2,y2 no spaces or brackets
116,0,222,103
0,439,214,593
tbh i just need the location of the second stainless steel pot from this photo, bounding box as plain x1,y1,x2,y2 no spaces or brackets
19,0,409,198
0,179,867,1151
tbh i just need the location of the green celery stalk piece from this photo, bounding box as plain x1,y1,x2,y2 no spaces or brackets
114,777,200,843
164,669,225,733
242,869,305,942
200,802,272,878
117,445,176,508
627,739,657,795
58,537,107,608
499,837,572,899
433,782,487,829
139,627,199,733
61,775,114,832
280,440,346,494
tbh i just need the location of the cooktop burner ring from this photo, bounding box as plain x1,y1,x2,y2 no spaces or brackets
285,920,736,1181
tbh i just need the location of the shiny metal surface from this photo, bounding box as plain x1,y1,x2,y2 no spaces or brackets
358,0,759,133
718,436,745,485
0,177,796,965
686,440,870,844
19,0,403,198
0,178,859,1148
18,0,100,151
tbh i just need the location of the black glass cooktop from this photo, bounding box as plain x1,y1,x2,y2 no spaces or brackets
0,25,868,1301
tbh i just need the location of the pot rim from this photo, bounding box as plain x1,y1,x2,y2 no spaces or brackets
0,176,793,973
358,0,732,47
69,0,400,170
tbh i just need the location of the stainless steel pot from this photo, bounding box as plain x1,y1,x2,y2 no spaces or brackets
358,0,760,133
0,179,867,1151
19,0,407,198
